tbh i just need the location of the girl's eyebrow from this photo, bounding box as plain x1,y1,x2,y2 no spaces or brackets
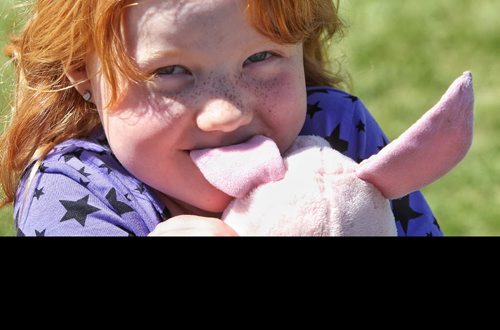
137,49,183,69
137,39,293,70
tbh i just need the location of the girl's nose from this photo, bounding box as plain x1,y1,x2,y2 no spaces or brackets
196,99,252,132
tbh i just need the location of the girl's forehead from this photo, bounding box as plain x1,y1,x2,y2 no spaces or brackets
128,0,245,25
125,0,259,56
127,0,246,38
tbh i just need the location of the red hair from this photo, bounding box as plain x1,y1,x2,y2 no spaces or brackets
0,0,344,206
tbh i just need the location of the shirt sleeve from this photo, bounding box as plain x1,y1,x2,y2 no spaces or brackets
302,88,443,236
14,159,156,237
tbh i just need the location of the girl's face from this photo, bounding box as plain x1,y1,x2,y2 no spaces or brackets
87,0,307,216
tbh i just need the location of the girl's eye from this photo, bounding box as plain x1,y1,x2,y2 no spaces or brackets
244,51,274,66
155,65,190,76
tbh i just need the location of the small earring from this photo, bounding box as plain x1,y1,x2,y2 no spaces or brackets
83,91,92,102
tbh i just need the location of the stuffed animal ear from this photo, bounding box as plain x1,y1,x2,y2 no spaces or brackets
356,71,474,200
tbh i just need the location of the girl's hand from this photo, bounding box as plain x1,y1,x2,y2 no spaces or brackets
148,215,239,236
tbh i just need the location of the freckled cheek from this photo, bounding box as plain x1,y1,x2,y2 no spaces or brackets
253,74,307,149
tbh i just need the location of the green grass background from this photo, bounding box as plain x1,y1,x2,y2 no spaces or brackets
0,0,20,236
0,0,499,235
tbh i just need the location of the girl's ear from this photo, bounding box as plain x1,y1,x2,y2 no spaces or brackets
65,66,92,98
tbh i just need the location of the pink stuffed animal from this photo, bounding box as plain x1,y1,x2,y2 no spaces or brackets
191,72,474,236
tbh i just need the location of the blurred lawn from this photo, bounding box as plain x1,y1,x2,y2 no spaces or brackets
0,0,20,236
334,0,500,235
0,0,499,235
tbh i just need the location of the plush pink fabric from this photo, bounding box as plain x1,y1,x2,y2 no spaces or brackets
221,136,397,236
190,135,285,198
188,72,474,236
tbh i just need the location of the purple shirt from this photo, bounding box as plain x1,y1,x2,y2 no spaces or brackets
14,87,443,236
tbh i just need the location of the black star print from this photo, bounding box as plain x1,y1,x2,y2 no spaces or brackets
345,94,359,102
54,146,67,152
433,217,441,231
39,163,48,173
60,195,100,227
35,229,46,237
14,209,20,228
96,150,109,156
124,193,132,201
307,89,330,97
135,183,145,194
159,207,172,221
106,188,134,216
356,120,366,133
78,167,91,177
62,149,84,162
110,222,136,236
307,101,323,119
99,163,113,174
392,195,423,235
15,210,24,236
33,187,45,200
326,124,349,153
79,178,90,188
377,136,389,151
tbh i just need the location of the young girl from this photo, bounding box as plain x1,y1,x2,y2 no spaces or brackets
0,0,442,236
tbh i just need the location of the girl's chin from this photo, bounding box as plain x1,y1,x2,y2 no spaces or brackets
159,189,234,218
198,192,234,215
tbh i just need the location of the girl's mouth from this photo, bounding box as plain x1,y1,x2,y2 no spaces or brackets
189,135,285,198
